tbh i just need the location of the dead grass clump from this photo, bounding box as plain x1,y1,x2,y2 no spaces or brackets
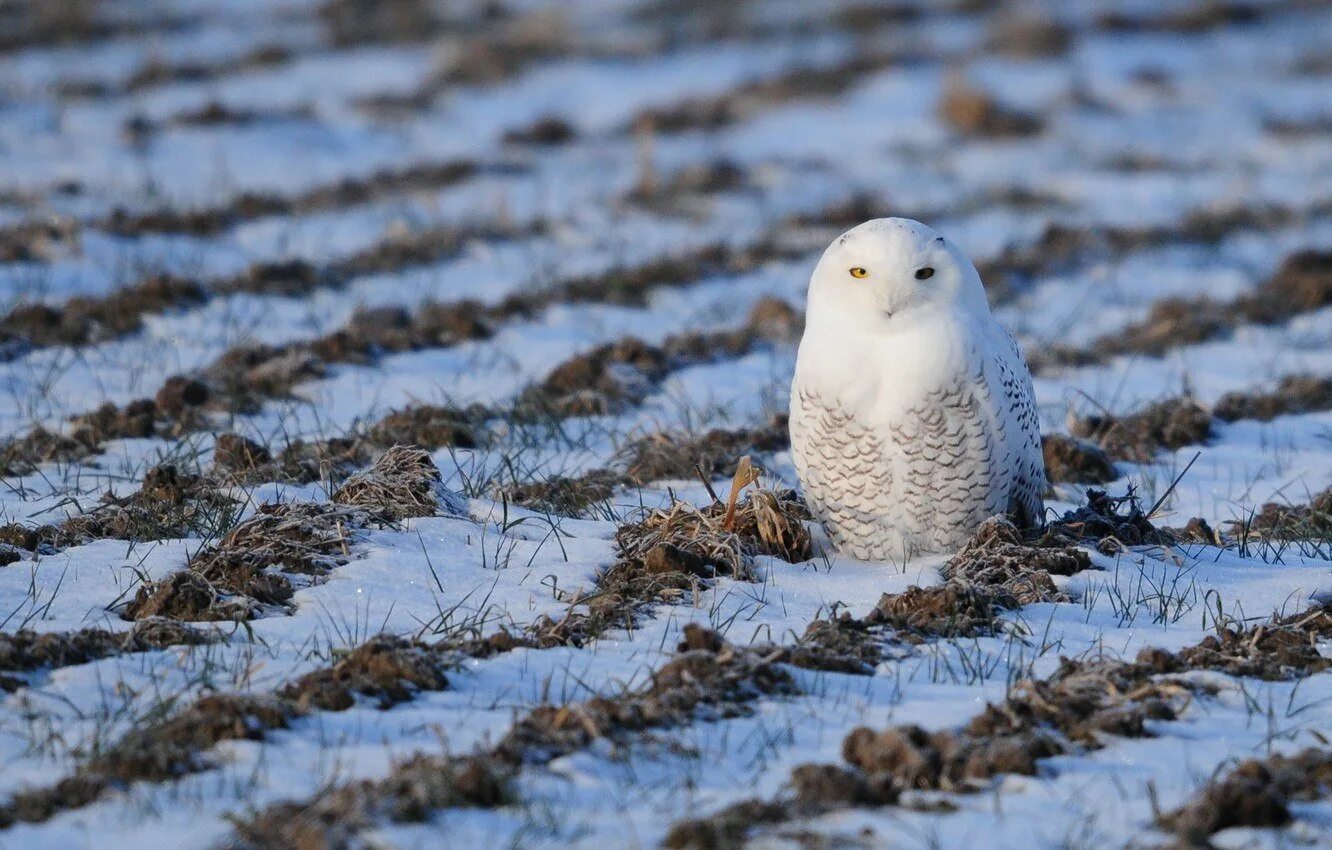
628,159,750,213
1254,249,1332,314
618,415,789,485
367,404,486,450
124,571,252,622
0,274,205,349
1158,749,1332,842
0,426,89,475
211,433,273,475
500,470,619,516
1213,374,1332,422
496,625,796,764
615,487,811,578
1138,603,1332,680
1042,488,1174,549
229,754,514,849
943,516,1088,604
939,78,1043,138
1070,396,1213,461
68,398,162,444
967,658,1186,745
1097,296,1234,359
331,445,457,520
771,613,888,675
1,620,216,689
841,724,1062,792
867,584,1005,642
1042,433,1118,484
1233,487,1332,541
273,437,374,484
518,337,669,417
59,464,240,544
661,799,791,849
280,635,450,711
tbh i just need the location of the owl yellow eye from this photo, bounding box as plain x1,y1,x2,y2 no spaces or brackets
849,267,868,279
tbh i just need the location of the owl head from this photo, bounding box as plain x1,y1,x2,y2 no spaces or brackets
806,218,990,331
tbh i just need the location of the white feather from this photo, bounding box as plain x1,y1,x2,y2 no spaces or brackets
790,218,1045,561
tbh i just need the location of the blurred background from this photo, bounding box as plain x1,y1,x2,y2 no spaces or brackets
0,0,1329,518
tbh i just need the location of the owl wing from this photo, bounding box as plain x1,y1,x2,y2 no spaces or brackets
986,326,1046,528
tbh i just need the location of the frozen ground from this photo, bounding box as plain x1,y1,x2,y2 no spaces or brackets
1,1,1331,848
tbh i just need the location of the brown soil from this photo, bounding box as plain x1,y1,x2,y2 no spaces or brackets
0,427,90,476
496,624,797,764
617,414,790,485
279,634,451,711
1070,396,1213,462
125,500,382,621
0,215,80,263
1137,601,1332,680
56,464,240,545
662,799,792,849
502,115,576,146
229,754,513,849
867,584,1007,642
501,469,621,516
1158,748,1332,842
943,516,1087,604
1213,374,1332,422
1042,433,1118,484
0,275,206,351
0,619,214,688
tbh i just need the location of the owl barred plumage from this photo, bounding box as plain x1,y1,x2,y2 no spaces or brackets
790,218,1046,561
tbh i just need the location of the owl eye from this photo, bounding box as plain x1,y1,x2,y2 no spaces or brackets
849,267,868,279
914,267,935,280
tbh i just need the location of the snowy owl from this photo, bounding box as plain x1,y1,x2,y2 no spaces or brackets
789,218,1045,561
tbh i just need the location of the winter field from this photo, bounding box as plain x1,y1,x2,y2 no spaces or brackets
1,1,1331,848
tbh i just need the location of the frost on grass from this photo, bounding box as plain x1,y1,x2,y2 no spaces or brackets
331,444,464,520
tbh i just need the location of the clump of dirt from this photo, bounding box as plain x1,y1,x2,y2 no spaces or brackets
617,415,790,484
58,464,239,544
967,658,1186,745
1158,749,1332,842
1070,396,1213,461
1042,433,1118,484
867,583,1005,642
662,799,791,849
211,433,272,475
1041,488,1174,549
332,445,458,520
496,625,797,764
1256,249,1332,314
280,635,450,711
769,612,888,675
1138,602,1332,680
1232,487,1332,541
229,754,514,849
68,398,163,445
367,404,486,450
518,337,669,417
1213,374,1332,422
841,723,1063,792
123,570,251,622
271,437,374,485
0,426,89,475
1,693,297,827
127,501,380,621
0,274,206,349
500,469,620,516
943,516,1088,604
0,619,214,686
939,77,1043,138
628,159,750,213
1096,296,1233,360
502,114,576,145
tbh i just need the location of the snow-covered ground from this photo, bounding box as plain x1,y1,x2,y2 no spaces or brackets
1,1,1330,848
